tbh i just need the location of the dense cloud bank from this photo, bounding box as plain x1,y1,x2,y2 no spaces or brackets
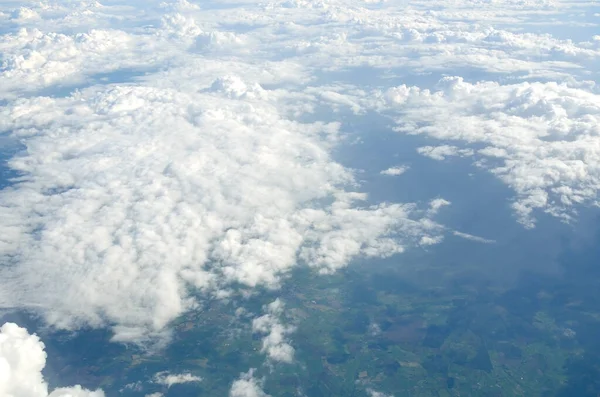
0,0,453,343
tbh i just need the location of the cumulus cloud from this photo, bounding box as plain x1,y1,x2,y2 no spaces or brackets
380,166,408,176
0,28,134,99
10,7,41,22
229,370,269,397
2,0,595,105
0,79,445,342
385,77,600,227
153,372,202,388
0,0,595,352
417,146,475,161
252,299,295,363
0,322,104,397
428,198,451,215
0,2,597,397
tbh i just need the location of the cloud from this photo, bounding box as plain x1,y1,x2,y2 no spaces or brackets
10,7,41,22
153,372,202,388
0,322,104,397
368,322,381,336
367,389,393,397
380,166,408,176
417,146,474,161
229,370,269,397
252,299,295,363
0,0,594,352
385,77,600,227
120,382,142,392
1,0,595,105
0,28,134,99
0,2,596,397
452,231,496,244
428,198,451,215
0,79,445,342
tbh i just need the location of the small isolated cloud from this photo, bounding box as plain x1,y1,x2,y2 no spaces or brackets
368,322,381,336
252,299,295,363
380,166,409,176
0,322,104,397
153,372,202,388
367,389,393,397
121,382,143,392
428,198,451,215
230,370,269,397
417,145,474,161
419,235,444,246
145,394,163,397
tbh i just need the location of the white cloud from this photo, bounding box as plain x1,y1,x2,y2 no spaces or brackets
153,372,202,388
10,7,40,22
1,0,595,105
145,394,163,397
385,77,600,227
367,389,393,397
428,198,451,215
0,0,596,351
0,79,445,342
0,28,134,99
120,382,142,392
380,166,408,176
419,235,444,246
0,322,104,397
252,299,295,363
452,231,496,244
229,370,269,397
0,3,597,397
417,145,474,161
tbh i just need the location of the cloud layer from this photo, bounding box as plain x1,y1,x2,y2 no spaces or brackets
0,73,444,341
0,0,599,394
384,77,600,227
